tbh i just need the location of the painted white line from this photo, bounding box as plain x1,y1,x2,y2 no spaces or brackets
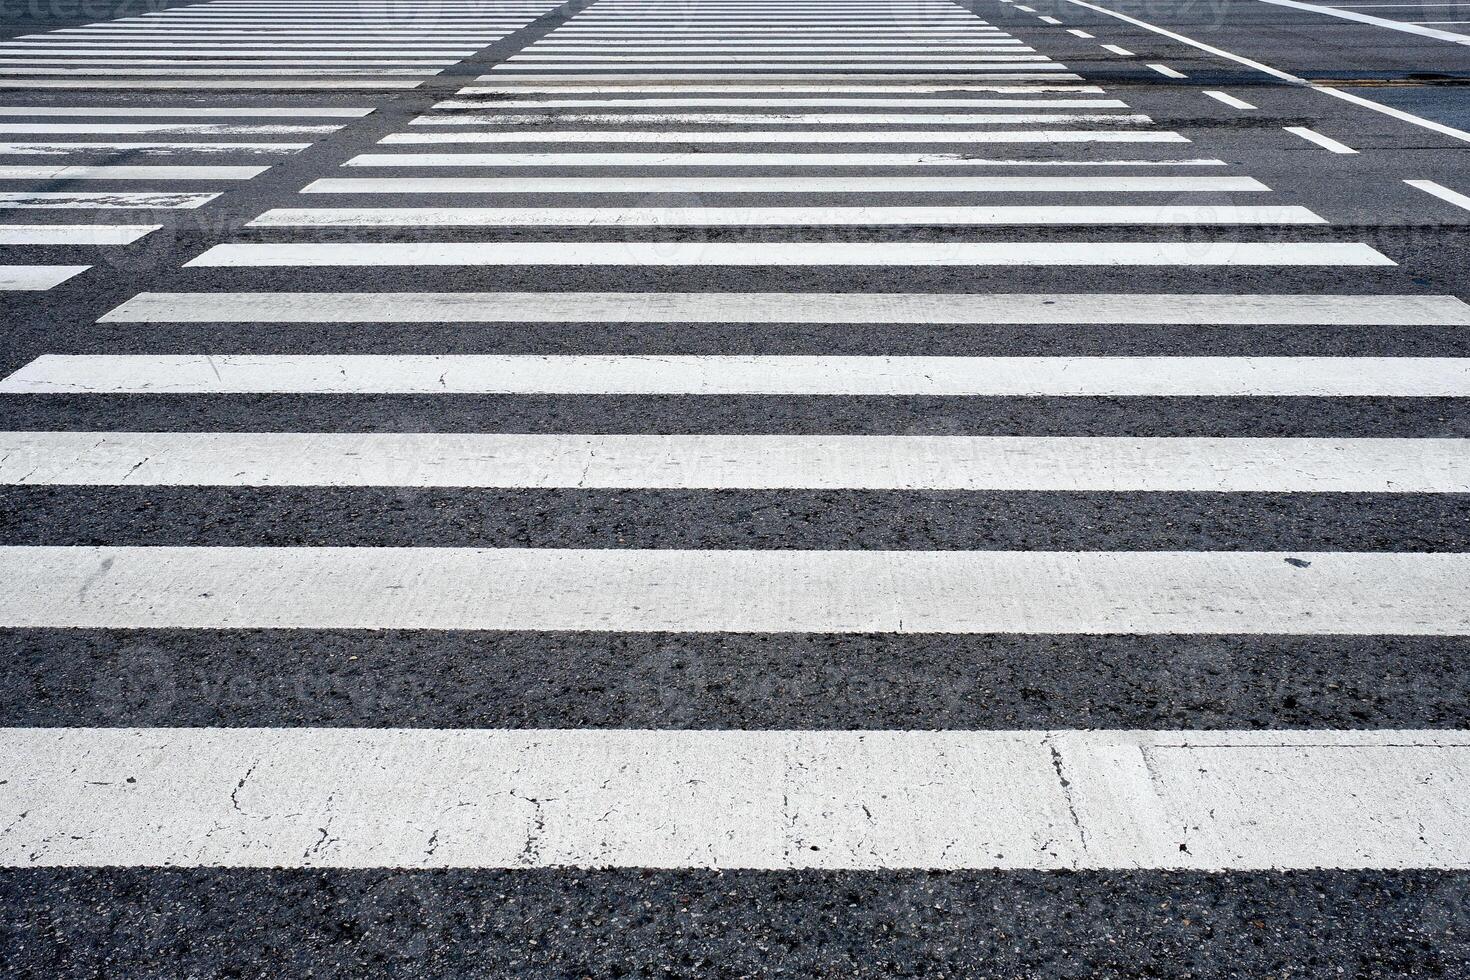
413,112,1149,125
0,69,443,77
478,73,1088,82
0,106,372,117
1147,63,1187,77
0,80,426,90
4,354,1457,396
184,241,1389,268
458,84,1101,94
378,127,1186,143
0,265,88,290
6,727,1470,869
1204,90,1256,109
0,224,157,245
0,191,220,210
1068,29,1094,36
490,62,1074,70
1100,43,1134,55
1,546,1468,635
432,97,1120,108
0,122,339,134
1056,0,1470,143
1285,125,1358,153
1256,0,1470,42
0,142,308,155
0,165,267,180
101,291,1465,326
1040,16,1063,24
345,152,1223,167
301,175,1269,194
249,205,1324,227
1404,179,1470,214
6,432,1467,492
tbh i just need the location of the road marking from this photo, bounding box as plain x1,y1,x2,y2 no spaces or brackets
0,265,88,290
5,354,1459,396
249,205,1324,227
2,546,1468,634
5,727,1470,869
1405,179,1470,213
1286,125,1358,153
1068,29,1095,36
1255,0,1470,42
0,224,158,245
0,106,372,117
0,80,427,90
1055,0,1470,143
6,432,1467,492
1100,43,1134,55
0,191,220,209
412,112,1150,125
1040,15,1063,23
458,84,1103,93
184,241,1390,267
301,176,1270,193
100,291,1469,325
1204,90,1256,109
1147,63,1187,77
0,142,309,155
433,96,1121,107
346,152,1225,166
0,164,268,180
0,121,341,134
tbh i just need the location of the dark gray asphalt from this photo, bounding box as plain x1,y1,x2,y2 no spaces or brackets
2,0,1469,974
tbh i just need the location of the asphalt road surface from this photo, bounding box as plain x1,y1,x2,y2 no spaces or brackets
1,0,1469,975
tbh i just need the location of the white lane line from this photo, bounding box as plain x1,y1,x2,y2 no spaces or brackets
0,106,372,117
489,62,1074,70
1100,43,1134,55
457,84,1102,94
0,191,220,209
0,265,88,290
0,122,341,134
1285,125,1358,153
6,432,1467,492
0,80,426,90
184,241,1389,267
4,355,1458,396
301,175,1269,193
1404,179,1470,214
432,97,1121,107
1040,15,1063,23
1204,90,1256,109
0,142,309,155
412,112,1150,125
6,727,1470,870
478,73,1089,82
1068,29,1095,36
0,224,157,245
250,205,1322,227
0,165,268,180
2,546,1468,635
1147,63,1187,77
1056,0,1470,143
346,152,1222,167
1255,0,1470,42
100,291,1467,326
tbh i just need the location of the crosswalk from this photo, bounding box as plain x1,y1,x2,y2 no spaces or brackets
3,0,1470,896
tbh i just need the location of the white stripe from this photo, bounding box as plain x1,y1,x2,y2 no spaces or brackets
248,205,1324,227
1100,43,1134,55
414,112,1145,125
477,73,1088,82
0,265,87,290
487,63,1075,71
0,122,338,134
1285,126,1358,153
432,96,1119,107
456,84,1101,93
1147,63,1187,77
506,54,1052,62
0,106,372,117
0,224,157,245
0,142,308,155
0,79,425,89
0,191,220,209
346,152,1226,167
0,69,442,77
184,241,1390,267
1203,90,1256,109
302,175,1269,193
0,165,267,180
4,355,1458,396
1068,28,1094,36
7,727,1470,870
1255,0,1470,42
100,291,1467,325
1,546,1468,635
6,432,1466,492
1404,179,1470,214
